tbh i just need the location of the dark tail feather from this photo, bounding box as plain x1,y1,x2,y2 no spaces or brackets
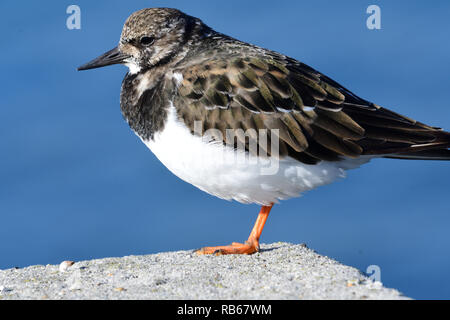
341,101,450,161
384,148,450,161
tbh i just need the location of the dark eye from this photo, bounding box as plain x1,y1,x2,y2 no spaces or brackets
140,36,155,46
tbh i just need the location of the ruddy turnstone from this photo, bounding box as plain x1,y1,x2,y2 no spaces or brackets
78,8,450,255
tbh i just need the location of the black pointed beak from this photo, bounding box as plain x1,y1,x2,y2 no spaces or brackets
77,47,130,71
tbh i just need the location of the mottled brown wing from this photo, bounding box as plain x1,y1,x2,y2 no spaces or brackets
173,55,450,164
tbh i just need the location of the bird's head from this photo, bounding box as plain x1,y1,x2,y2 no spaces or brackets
78,8,200,73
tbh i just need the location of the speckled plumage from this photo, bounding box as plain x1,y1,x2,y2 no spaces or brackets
116,8,450,164
80,7,450,205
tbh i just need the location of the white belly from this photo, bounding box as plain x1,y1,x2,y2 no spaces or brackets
141,105,371,205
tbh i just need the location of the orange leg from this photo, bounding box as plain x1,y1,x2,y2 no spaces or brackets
196,204,274,255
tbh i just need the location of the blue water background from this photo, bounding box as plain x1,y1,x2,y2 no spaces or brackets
1,1,449,299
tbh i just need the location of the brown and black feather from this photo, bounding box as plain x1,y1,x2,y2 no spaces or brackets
170,35,450,164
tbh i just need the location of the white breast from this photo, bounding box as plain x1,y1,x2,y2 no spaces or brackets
141,105,371,205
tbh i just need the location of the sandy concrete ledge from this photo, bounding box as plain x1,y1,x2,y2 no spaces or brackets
0,242,409,300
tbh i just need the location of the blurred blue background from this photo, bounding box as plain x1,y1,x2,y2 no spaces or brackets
1,0,449,299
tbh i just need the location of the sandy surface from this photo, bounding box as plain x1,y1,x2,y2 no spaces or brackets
0,242,409,300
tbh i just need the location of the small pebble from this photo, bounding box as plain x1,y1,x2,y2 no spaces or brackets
59,261,75,272
346,279,359,287
0,285,12,293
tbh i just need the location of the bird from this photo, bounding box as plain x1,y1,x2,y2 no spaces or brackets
78,8,450,255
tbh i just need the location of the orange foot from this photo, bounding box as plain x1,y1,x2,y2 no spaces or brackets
196,240,260,256
195,204,273,256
